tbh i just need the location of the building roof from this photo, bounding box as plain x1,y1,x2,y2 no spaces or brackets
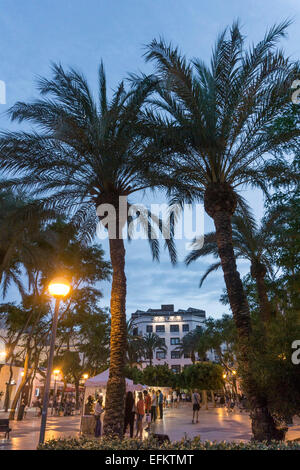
131,304,205,319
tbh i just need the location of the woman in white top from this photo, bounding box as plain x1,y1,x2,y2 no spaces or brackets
94,396,104,437
151,390,157,422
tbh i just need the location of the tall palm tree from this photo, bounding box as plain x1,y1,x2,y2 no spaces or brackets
176,328,206,363
141,332,167,366
0,63,175,436
143,21,299,440
186,213,277,324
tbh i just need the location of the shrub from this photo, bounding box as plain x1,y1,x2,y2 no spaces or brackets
38,436,300,450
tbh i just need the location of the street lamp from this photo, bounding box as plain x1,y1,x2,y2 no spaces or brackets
39,277,70,445
0,350,6,364
82,374,89,380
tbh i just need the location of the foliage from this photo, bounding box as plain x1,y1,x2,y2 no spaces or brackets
181,362,224,391
38,436,300,450
141,364,176,387
139,333,167,366
246,311,300,421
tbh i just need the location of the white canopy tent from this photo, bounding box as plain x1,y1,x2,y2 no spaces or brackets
83,369,146,407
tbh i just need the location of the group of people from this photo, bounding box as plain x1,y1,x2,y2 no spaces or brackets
33,396,78,417
123,389,164,439
89,389,246,439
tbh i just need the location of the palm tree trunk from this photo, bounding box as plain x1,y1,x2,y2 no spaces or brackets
191,351,196,364
204,184,285,441
103,237,127,437
9,352,29,420
251,263,272,324
75,380,80,410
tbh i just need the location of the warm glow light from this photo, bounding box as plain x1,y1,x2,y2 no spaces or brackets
83,373,89,380
48,278,71,297
232,370,237,375
0,350,6,359
21,371,25,376
222,373,227,379
53,369,60,376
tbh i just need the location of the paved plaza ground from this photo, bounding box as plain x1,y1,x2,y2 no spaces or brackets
1,404,300,450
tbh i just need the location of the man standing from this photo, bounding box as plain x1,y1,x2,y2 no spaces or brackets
158,390,164,419
151,389,157,422
192,390,201,424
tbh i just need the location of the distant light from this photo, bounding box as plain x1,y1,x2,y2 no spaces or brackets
222,373,227,379
21,371,25,376
83,374,89,380
48,278,71,298
53,369,60,376
232,370,237,375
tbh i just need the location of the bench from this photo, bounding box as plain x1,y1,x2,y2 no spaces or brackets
0,419,11,439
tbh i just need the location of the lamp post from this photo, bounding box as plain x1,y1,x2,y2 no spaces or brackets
51,369,60,416
39,278,70,445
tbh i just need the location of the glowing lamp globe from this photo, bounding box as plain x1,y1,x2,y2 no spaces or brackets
48,278,71,298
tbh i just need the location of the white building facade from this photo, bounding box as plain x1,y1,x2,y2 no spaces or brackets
131,304,216,373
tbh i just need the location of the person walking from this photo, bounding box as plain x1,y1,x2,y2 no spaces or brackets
158,390,164,419
167,392,172,408
192,390,201,424
172,390,177,408
135,392,145,439
150,389,157,422
123,391,136,438
94,396,104,437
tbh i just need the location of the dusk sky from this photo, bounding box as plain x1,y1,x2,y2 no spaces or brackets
1,0,299,319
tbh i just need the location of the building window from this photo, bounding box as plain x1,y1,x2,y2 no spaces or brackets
184,352,191,358
146,325,153,333
171,365,181,373
170,337,180,345
170,324,179,333
182,324,189,332
171,350,181,359
156,351,166,359
133,327,138,336
156,325,165,333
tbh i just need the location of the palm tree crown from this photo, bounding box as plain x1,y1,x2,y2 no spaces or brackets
140,332,167,366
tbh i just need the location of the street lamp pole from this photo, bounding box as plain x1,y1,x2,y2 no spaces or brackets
39,297,60,445
38,276,70,445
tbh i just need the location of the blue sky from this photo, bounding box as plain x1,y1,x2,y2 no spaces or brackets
0,0,299,318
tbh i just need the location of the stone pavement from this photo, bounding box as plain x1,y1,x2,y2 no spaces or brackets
150,404,300,442
1,404,300,450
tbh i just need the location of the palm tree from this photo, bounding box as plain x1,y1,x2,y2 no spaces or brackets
143,21,299,440
125,319,144,367
176,328,206,363
0,63,175,436
140,332,167,366
186,213,277,325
